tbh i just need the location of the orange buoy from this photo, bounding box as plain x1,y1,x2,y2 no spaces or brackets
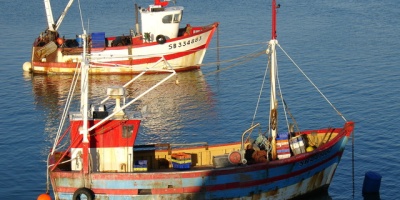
37,193,51,200
56,37,64,45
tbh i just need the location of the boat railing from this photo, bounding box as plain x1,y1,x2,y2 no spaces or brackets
241,123,260,151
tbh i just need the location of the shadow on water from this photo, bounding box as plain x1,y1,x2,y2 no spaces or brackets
290,187,332,200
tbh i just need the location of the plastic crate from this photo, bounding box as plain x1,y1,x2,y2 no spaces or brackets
172,162,191,170
133,160,147,171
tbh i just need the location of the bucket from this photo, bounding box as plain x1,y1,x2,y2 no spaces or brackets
289,137,300,155
76,37,83,47
297,136,305,153
290,135,306,155
362,171,382,194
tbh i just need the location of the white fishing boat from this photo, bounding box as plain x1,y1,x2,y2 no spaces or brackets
24,0,218,74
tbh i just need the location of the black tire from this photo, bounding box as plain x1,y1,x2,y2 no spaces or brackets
156,35,166,44
72,187,95,200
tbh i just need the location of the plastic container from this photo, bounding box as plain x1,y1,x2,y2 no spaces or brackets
297,136,305,153
213,154,235,168
172,162,191,170
171,152,191,170
277,132,289,140
290,135,306,155
277,132,291,159
76,37,83,47
362,171,382,194
134,160,148,171
91,32,106,48
290,137,300,155
171,152,191,164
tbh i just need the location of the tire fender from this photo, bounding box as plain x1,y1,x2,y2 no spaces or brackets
156,35,167,44
72,187,94,200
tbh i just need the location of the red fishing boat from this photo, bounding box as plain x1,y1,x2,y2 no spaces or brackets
24,0,218,74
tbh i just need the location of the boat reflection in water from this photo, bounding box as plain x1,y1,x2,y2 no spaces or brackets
25,70,215,145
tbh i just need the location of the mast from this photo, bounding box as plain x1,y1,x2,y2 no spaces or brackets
271,0,277,39
135,4,140,34
269,0,279,160
80,31,90,174
44,0,55,31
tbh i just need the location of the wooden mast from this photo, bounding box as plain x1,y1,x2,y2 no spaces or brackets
270,0,278,160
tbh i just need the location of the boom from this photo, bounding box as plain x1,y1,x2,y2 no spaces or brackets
43,0,75,31
44,0,55,31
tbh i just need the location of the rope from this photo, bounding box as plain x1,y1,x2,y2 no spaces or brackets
51,62,80,154
251,50,269,127
202,49,265,76
51,0,86,155
276,64,291,133
78,0,85,32
352,130,355,199
89,47,265,71
276,43,348,122
208,41,268,51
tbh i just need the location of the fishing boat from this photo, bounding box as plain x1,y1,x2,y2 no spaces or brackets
24,0,218,74
40,1,355,199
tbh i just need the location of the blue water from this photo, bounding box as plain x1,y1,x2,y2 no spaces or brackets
1,0,399,199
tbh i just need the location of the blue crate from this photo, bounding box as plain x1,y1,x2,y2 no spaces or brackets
277,132,289,140
135,160,147,166
91,32,106,48
172,162,191,170
277,149,290,153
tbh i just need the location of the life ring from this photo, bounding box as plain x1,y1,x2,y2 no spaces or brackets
156,35,166,44
72,187,95,200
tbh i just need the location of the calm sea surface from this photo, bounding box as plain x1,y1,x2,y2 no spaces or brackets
1,0,399,199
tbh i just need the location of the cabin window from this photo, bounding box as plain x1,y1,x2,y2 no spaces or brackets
173,14,181,23
122,125,134,138
162,15,173,23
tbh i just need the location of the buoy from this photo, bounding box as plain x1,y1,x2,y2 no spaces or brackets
228,151,242,164
56,38,64,45
37,193,51,200
362,171,382,194
306,146,314,152
22,62,32,72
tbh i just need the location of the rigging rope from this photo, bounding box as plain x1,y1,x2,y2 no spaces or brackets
78,0,85,32
276,43,348,122
208,41,268,51
251,50,269,127
202,49,265,76
276,64,291,133
352,130,355,199
51,62,80,154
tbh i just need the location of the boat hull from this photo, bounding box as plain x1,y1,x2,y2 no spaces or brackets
29,23,218,74
49,122,354,200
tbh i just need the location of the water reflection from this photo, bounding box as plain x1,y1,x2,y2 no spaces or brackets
25,70,215,145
